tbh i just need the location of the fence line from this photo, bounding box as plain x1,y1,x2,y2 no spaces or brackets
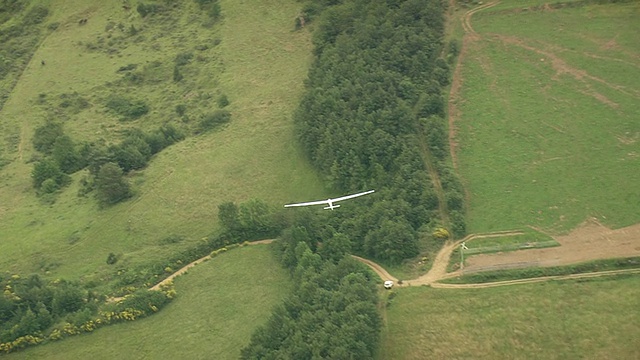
464,240,559,255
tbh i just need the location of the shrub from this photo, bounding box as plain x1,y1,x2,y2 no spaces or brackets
52,135,82,173
32,159,70,189
172,65,183,82
447,39,460,63
116,290,170,314
58,92,90,114
207,3,221,20
40,178,59,194
23,5,49,25
106,253,118,265
159,234,183,245
117,64,138,72
105,96,149,120
197,110,231,133
94,162,132,206
449,210,466,238
52,284,86,316
111,133,152,172
432,227,450,240
66,308,93,327
136,3,159,18
445,190,464,211
32,121,64,154
195,0,221,18
217,94,229,108
174,52,193,66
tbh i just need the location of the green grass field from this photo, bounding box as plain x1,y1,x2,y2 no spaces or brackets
5,245,290,359
455,0,640,234
0,0,325,281
378,275,640,359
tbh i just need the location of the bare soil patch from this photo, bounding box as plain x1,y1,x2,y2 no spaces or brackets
464,219,640,272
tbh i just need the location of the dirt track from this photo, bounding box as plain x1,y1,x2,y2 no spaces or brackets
354,228,640,289
448,1,499,171
110,240,275,302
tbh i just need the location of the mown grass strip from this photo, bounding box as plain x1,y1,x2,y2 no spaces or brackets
443,256,640,284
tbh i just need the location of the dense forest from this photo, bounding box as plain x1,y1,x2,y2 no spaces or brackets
295,0,463,265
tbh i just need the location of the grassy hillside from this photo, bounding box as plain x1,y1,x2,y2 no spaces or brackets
5,245,291,359
454,0,640,233
0,0,325,281
378,275,640,359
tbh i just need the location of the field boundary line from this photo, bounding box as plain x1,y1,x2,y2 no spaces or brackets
464,240,558,255
108,239,274,303
430,268,640,289
447,1,500,212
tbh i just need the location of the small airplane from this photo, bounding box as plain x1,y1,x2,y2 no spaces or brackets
284,190,375,210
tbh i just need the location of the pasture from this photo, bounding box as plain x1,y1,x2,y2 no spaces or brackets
378,275,640,359
5,245,291,360
454,0,640,234
0,0,325,281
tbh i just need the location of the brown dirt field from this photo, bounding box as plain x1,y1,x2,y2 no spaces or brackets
464,219,640,272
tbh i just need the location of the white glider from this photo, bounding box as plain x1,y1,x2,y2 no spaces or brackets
284,190,375,210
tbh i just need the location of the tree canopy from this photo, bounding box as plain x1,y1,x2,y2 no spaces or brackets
293,0,464,265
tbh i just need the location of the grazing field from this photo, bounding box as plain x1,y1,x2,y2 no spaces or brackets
378,275,640,360
5,245,290,360
454,0,640,233
0,0,324,281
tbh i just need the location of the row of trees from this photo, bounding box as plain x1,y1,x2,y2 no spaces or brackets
293,0,464,265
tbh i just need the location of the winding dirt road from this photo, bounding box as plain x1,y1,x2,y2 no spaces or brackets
354,229,639,290
448,1,500,171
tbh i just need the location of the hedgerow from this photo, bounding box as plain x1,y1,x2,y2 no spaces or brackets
0,278,175,355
